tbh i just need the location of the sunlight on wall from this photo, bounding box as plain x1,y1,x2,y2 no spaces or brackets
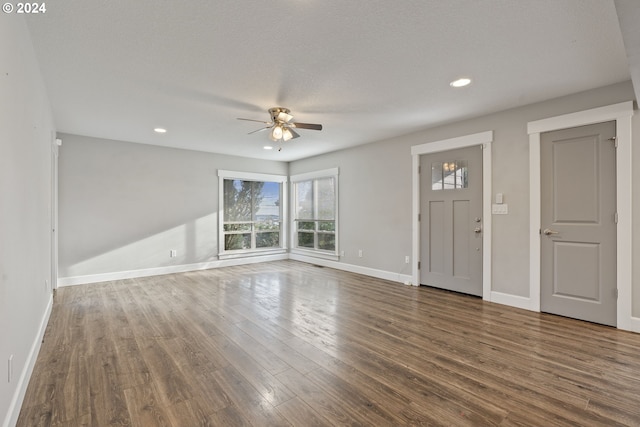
63,213,217,277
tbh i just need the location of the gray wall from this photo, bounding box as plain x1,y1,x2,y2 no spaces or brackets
290,81,638,311
58,134,288,278
1,16,56,426
290,136,414,278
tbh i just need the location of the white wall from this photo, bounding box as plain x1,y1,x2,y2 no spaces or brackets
0,16,56,427
290,81,638,313
57,134,288,283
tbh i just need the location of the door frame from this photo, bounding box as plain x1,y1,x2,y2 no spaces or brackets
527,101,636,332
51,137,60,292
411,131,493,300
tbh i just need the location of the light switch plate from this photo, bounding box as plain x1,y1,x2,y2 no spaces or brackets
492,204,508,215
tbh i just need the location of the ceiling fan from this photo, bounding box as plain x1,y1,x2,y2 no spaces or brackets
237,107,323,150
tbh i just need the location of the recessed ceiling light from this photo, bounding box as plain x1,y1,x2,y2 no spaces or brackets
450,78,471,88
154,128,167,133
263,145,273,150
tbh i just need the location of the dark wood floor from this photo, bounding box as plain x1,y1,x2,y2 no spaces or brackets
17,260,640,426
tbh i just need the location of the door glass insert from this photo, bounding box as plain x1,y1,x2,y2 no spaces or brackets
432,160,468,190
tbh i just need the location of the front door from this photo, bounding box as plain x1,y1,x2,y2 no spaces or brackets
420,145,483,296
540,121,617,326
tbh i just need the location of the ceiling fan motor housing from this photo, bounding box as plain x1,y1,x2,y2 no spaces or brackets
269,107,293,124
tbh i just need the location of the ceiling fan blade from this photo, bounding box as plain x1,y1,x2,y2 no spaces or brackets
289,128,300,139
292,122,323,131
247,126,271,135
237,118,271,124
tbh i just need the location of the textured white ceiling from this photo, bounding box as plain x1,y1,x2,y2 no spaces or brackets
25,0,632,161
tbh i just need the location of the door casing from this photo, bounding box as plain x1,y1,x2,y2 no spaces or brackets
51,137,60,291
528,101,635,332
411,131,493,300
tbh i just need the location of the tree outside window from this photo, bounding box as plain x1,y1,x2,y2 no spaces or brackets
222,178,283,252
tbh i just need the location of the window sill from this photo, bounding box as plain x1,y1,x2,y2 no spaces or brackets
218,248,287,260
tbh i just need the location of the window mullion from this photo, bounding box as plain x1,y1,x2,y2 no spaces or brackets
251,182,256,249
313,180,319,250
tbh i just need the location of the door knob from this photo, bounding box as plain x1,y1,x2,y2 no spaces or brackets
543,228,559,235
474,227,482,233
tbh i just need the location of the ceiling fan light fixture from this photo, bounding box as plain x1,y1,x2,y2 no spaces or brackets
271,125,283,141
277,111,293,123
282,127,294,142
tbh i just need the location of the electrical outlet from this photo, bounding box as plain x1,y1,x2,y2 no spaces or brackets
405,256,410,264
358,249,363,257
8,355,13,383
340,250,345,257
170,250,177,257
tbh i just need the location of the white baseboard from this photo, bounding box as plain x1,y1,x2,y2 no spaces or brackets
59,254,411,287
4,295,53,427
289,253,412,284
489,291,534,311
618,316,640,333
58,253,289,287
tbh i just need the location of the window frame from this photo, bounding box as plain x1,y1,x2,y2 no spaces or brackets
290,168,339,261
218,170,288,260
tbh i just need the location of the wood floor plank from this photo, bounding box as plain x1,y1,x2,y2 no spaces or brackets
86,351,131,426
16,260,640,426
122,382,172,427
274,366,364,426
302,367,410,425
275,396,332,427
211,334,295,406
211,365,291,427
208,404,252,427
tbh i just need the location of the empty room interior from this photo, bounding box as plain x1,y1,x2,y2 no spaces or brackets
4,1,640,425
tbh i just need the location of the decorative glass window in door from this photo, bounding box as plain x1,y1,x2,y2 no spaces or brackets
431,160,468,190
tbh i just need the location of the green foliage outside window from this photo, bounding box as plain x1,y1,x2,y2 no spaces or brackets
225,233,251,251
223,179,281,251
318,234,335,251
297,232,314,248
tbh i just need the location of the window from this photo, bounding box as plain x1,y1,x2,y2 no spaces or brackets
291,168,338,259
218,170,287,258
431,160,468,190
